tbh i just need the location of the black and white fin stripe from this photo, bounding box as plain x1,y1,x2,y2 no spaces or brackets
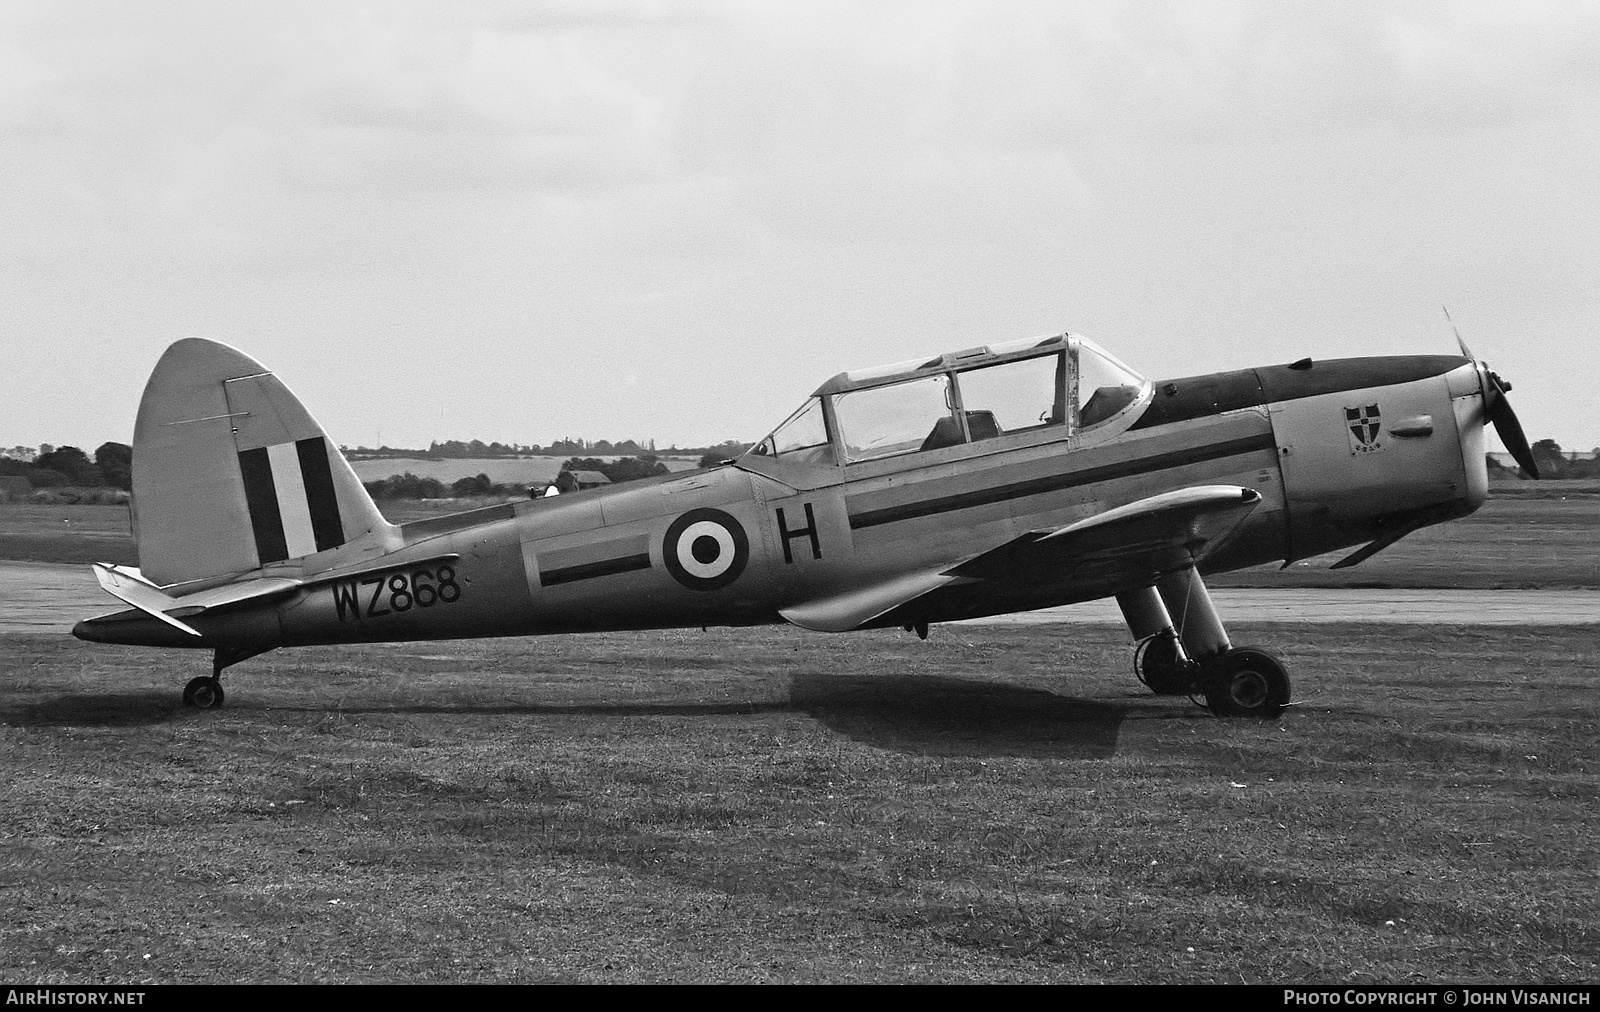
239,436,344,564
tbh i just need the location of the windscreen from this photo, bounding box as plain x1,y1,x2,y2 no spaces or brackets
750,397,830,462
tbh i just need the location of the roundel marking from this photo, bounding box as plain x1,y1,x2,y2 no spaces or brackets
663,508,748,591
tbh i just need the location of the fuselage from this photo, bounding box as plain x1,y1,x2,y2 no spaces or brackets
76,347,1491,656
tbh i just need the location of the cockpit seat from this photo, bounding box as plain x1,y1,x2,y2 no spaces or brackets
919,416,964,452
919,411,1003,452
965,410,1001,441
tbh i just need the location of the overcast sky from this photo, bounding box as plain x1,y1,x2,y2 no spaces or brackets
3,1,1597,455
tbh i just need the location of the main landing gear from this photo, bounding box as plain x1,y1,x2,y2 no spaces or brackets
182,676,225,709
1117,568,1291,719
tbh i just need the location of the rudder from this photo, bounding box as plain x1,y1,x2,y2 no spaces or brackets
132,338,393,586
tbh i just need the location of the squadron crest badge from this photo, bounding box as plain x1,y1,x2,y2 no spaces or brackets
1345,403,1383,454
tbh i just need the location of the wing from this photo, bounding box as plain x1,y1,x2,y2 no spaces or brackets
779,485,1262,633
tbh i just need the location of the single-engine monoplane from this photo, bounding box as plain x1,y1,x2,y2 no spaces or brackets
74,330,1538,717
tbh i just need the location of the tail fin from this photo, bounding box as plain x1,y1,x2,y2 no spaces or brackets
132,338,394,586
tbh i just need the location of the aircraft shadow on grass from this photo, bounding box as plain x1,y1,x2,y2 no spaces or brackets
791,671,1143,759
2,690,797,726
279,670,1155,761
5,673,1194,761
1,691,180,728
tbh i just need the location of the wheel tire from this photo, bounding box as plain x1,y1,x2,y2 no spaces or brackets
1138,635,1195,695
182,676,225,710
1203,648,1290,719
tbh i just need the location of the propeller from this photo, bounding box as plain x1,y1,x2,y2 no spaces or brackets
1443,307,1540,479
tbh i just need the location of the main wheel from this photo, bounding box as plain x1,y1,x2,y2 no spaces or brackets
1137,634,1196,695
182,676,225,710
1203,648,1290,719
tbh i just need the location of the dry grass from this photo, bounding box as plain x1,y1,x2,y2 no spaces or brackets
2,623,1596,983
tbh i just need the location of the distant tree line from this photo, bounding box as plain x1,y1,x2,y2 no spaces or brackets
347,437,667,459
362,472,530,501
0,443,131,491
342,436,753,461
361,455,673,501
1489,440,1600,479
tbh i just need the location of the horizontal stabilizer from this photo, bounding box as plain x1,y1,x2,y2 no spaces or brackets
95,564,160,589
165,576,303,611
89,551,463,629
157,552,460,612
92,564,201,637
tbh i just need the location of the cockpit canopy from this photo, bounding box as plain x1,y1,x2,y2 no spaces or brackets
748,333,1148,466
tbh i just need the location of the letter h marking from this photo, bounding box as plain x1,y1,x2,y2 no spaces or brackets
776,503,822,563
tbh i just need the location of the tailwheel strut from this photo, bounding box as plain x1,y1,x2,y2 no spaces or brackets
180,644,271,710
182,647,232,709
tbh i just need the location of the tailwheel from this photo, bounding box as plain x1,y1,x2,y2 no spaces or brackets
182,676,225,710
1202,648,1290,719
1136,632,1198,695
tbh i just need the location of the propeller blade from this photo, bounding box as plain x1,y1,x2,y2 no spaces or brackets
1443,306,1474,359
1443,315,1538,478
1486,373,1540,478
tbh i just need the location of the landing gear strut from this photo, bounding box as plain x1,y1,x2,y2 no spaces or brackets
1117,568,1291,719
182,647,231,709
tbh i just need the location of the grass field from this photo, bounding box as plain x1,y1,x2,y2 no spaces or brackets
2,623,1596,983
2,488,1596,983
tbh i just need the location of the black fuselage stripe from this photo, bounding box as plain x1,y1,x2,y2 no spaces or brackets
540,553,653,587
847,433,1277,530
238,447,290,563
296,436,344,552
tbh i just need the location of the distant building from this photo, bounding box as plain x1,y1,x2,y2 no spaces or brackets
555,470,612,493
